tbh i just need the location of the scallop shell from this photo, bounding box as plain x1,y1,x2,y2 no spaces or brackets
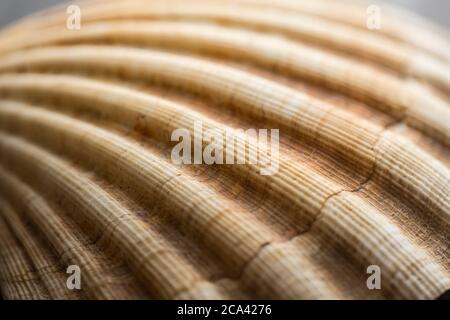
0,0,448,300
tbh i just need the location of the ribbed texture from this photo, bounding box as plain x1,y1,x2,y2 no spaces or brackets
0,0,448,300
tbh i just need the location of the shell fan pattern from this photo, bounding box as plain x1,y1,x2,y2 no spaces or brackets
0,0,449,300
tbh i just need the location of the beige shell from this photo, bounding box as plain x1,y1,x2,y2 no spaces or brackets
0,0,448,300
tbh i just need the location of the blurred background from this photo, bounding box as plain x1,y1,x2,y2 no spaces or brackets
0,0,449,29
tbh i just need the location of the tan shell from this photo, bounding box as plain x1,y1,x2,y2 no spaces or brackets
0,0,448,300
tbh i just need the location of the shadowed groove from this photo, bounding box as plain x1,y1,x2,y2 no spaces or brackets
0,97,448,299
0,215,50,300
0,103,343,296
0,133,240,299
0,199,83,300
1,0,448,64
0,0,448,90
0,59,446,223
0,72,447,238
0,123,348,299
0,167,150,300
0,21,448,144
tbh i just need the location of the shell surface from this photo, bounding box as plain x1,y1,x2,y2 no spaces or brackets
0,0,449,300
